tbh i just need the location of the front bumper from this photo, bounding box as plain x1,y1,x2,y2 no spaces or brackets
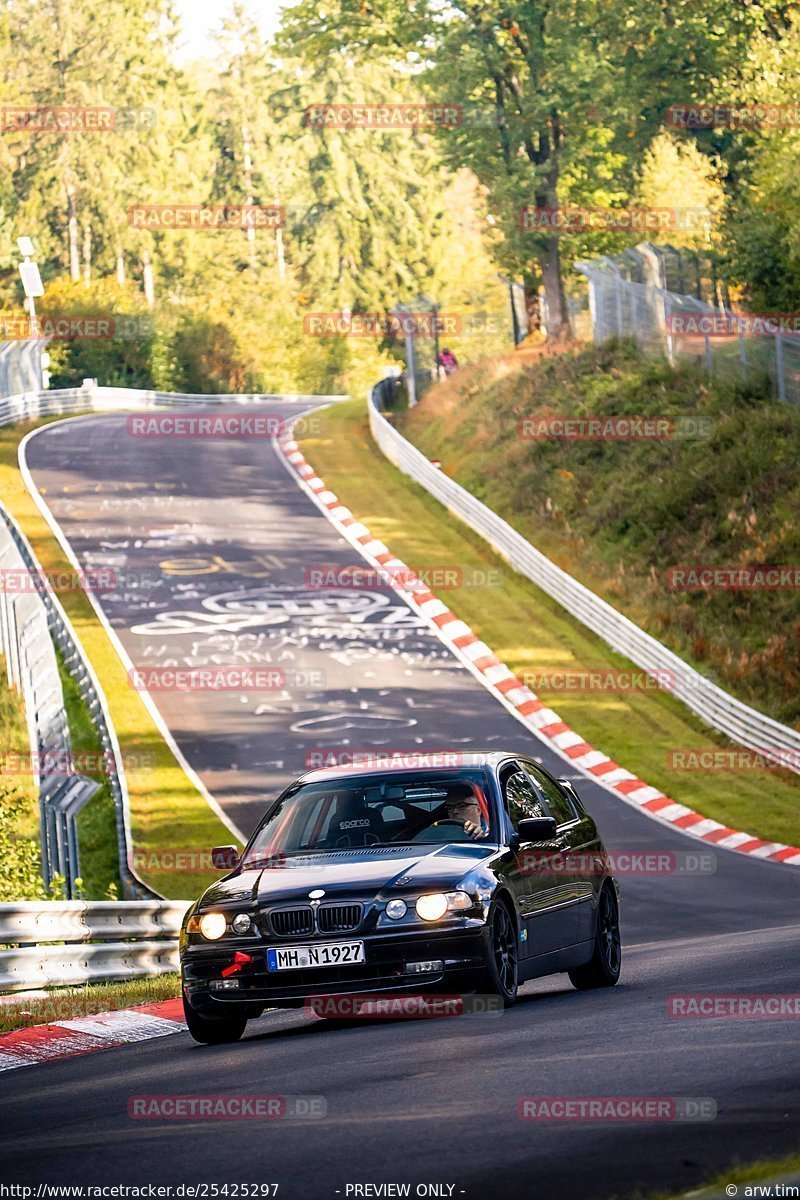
181,925,487,1015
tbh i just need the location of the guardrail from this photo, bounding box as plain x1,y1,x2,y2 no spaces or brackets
0,383,347,426
0,339,45,398
0,506,100,897
368,388,800,775
0,900,190,992
0,499,157,900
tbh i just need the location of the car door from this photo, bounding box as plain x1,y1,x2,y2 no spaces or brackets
498,760,572,958
522,761,596,944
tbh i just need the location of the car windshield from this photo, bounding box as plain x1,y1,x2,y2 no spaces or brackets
241,770,495,867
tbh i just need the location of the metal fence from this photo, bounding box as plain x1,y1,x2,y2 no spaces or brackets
576,244,800,404
0,900,190,992
368,387,800,776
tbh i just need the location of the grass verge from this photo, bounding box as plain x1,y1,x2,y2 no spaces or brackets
298,397,799,846
0,417,237,898
649,1149,800,1199
0,973,181,1033
0,669,45,900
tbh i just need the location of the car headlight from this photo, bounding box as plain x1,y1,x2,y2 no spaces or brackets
187,911,227,940
415,891,473,922
231,913,253,935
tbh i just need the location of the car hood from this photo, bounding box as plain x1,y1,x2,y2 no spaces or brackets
199,843,497,908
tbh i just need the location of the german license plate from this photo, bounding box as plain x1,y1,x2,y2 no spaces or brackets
266,941,365,971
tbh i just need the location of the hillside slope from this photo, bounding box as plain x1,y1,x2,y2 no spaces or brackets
400,343,800,729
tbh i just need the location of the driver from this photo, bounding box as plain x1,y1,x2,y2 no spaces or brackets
444,787,488,840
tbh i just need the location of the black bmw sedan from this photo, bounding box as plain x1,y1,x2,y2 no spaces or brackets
180,752,621,1043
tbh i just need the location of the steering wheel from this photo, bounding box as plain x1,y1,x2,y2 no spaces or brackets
389,802,449,842
406,818,476,844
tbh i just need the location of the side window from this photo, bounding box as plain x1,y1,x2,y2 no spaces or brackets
523,763,577,827
500,763,546,831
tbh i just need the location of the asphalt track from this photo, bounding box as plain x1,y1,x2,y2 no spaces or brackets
2,407,798,1200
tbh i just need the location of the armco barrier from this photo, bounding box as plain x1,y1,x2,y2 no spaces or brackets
368,388,800,775
0,505,100,897
0,900,190,992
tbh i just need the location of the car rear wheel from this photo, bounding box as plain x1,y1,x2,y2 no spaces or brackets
568,885,621,990
482,899,518,1007
183,993,248,1044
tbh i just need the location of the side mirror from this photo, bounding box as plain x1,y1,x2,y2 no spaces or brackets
211,845,240,871
518,816,558,843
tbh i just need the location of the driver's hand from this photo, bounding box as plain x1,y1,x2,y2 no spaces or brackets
464,820,488,840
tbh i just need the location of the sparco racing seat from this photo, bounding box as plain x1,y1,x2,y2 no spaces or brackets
327,792,385,848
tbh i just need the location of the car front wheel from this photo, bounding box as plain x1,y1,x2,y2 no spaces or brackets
183,992,248,1044
482,899,519,1007
568,884,621,990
